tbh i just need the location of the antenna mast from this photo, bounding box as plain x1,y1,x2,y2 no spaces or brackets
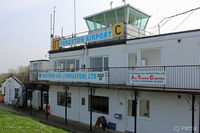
53,6,56,38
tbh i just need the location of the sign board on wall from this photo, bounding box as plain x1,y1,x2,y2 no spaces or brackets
57,22,124,48
53,38,61,50
38,72,106,83
130,71,166,85
113,22,124,38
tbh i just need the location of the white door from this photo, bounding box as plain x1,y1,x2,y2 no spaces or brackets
126,99,135,132
9,88,12,104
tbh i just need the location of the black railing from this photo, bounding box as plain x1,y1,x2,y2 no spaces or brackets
29,65,200,90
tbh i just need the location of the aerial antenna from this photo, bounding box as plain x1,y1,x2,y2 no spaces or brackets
50,13,53,38
122,0,126,5
74,0,76,36
110,1,113,9
61,27,64,37
53,6,56,38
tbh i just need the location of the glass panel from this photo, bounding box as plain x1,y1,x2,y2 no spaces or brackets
116,7,125,23
86,17,95,30
57,92,71,107
141,18,148,29
67,59,75,72
58,60,65,72
88,95,109,114
140,99,150,118
33,63,38,70
105,10,117,26
128,53,137,67
95,14,106,29
90,57,102,72
15,88,20,99
129,8,149,30
43,93,49,104
54,61,57,72
81,98,85,105
76,60,80,71
128,100,136,116
104,57,109,71
141,49,161,66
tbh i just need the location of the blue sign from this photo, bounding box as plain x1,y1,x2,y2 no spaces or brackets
59,30,112,47
38,72,106,83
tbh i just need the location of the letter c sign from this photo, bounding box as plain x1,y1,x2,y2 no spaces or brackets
113,22,124,38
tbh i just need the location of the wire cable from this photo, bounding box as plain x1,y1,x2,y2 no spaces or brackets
171,11,195,32
147,6,200,31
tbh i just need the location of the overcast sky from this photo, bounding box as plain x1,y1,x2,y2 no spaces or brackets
0,0,200,73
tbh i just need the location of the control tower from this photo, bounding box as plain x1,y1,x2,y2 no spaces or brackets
84,4,150,39
52,4,150,50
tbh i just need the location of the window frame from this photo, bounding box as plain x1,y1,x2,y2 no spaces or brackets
54,58,80,72
15,88,20,99
57,92,71,108
89,56,109,72
88,95,109,114
139,99,150,118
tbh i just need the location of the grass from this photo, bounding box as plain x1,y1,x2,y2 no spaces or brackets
0,109,71,133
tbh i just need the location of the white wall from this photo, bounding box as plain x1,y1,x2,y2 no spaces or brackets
137,92,199,133
2,77,23,105
49,30,200,70
49,85,200,133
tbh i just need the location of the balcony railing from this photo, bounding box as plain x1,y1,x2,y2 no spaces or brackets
29,65,200,90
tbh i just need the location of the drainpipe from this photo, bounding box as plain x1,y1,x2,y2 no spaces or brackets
65,86,69,125
134,90,138,133
45,85,49,120
90,88,93,132
192,94,195,133
41,88,43,110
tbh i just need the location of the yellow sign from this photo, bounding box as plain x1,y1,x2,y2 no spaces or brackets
112,22,124,38
53,38,61,50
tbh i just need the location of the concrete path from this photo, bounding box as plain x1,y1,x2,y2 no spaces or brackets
0,103,122,133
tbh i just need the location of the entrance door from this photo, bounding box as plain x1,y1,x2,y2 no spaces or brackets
9,88,12,104
126,99,136,132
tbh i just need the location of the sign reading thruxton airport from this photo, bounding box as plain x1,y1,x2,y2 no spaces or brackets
54,22,124,50
38,72,106,84
130,71,166,85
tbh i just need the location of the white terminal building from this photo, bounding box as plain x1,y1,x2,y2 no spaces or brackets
29,4,200,133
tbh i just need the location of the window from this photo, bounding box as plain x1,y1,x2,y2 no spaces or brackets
140,99,150,118
4,87,5,95
81,97,85,105
54,59,80,72
67,59,75,72
88,95,109,114
128,100,136,116
27,90,32,99
57,60,65,72
33,63,39,70
54,61,57,72
90,57,109,72
43,93,49,104
57,92,71,107
128,53,137,67
141,49,161,66
15,88,20,99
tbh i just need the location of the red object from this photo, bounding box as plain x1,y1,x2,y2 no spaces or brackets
46,105,50,115
0,94,4,102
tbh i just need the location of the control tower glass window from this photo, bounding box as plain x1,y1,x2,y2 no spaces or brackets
105,10,117,26
129,8,149,30
95,14,106,29
87,17,95,31
116,8,125,23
